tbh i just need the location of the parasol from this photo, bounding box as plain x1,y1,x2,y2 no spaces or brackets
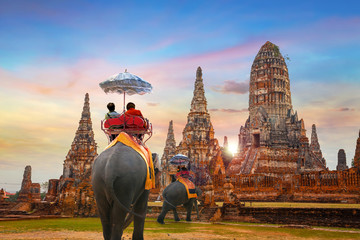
169,154,190,165
99,69,152,110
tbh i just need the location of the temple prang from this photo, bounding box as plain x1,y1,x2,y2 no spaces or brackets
336,149,348,171
160,120,177,189
54,93,98,216
354,130,360,169
228,41,327,179
175,67,226,186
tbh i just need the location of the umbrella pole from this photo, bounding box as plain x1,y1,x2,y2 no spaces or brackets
123,92,126,112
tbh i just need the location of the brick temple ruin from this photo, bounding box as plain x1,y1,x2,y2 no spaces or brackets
161,67,226,194
160,41,360,204
45,93,98,216
2,41,359,222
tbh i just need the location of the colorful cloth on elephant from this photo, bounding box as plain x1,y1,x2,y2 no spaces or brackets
104,132,155,190
177,177,197,199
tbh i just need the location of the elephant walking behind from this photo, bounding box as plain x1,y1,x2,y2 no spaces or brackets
157,180,201,224
92,141,151,240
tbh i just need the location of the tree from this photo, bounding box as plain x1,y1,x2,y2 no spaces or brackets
41,181,49,193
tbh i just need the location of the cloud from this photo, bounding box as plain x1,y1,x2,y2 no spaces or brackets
331,107,355,112
211,80,249,94
147,102,159,107
209,108,248,113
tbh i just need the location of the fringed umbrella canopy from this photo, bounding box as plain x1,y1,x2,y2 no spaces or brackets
169,154,190,165
99,70,152,96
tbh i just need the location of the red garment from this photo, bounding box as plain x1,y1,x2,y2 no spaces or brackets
126,108,143,117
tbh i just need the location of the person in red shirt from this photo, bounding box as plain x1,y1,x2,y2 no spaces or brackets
125,102,143,117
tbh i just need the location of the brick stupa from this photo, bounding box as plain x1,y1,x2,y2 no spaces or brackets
354,130,360,169
176,67,225,185
54,93,98,216
228,42,327,178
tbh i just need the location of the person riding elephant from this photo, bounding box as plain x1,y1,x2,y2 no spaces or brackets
92,132,155,240
157,179,202,224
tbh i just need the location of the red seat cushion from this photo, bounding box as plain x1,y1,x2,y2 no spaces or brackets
104,114,145,129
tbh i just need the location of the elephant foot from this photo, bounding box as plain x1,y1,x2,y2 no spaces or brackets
186,218,192,222
157,217,165,224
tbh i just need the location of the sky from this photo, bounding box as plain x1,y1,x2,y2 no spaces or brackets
1,0,359,192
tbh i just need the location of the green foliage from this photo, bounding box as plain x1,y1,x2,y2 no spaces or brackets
7,191,19,202
284,54,291,62
273,44,280,57
41,181,49,193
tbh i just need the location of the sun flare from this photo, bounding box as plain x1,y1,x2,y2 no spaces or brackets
228,142,238,156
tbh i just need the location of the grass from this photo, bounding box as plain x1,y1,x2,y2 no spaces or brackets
1,218,360,239
0,218,103,233
150,201,360,208
211,201,360,208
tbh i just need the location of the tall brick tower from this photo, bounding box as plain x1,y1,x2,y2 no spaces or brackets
57,93,98,216
160,120,177,187
354,130,360,169
249,41,292,122
228,42,326,178
176,67,224,185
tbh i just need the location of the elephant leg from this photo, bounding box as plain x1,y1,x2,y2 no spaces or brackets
157,200,173,224
94,188,112,240
110,203,127,240
132,190,150,240
183,200,194,222
173,208,180,222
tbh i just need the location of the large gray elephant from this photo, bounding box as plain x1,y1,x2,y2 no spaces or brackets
92,142,153,240
157,180,202,224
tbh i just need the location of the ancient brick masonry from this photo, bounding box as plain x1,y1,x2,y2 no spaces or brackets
354,130,360,169
160,120,177,188
175,67,225,186
17,165,41,203
337,149,348,171
228,41,327,179
55,93,98,216
161,67,226,187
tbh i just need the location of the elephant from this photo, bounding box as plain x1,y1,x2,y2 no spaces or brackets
92,142,154,240
157,180,202,224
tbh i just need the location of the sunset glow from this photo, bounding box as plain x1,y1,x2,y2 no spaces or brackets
1,0,359,192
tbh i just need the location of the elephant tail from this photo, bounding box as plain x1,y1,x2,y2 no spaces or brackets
163,193,177,209
105,176,145,222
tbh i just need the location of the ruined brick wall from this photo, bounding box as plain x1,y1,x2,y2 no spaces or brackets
222,206,360,228
17,165,41,203
45,179,59,202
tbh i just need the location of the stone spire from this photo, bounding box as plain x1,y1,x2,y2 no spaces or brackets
160,120,177,165
176,67,224,185
310,124,324,163
310,124,320,150
63,93,97,181
354,130,360,169
224,136,229,149
190,66,208,113
336,149,348,171
58,93,98,217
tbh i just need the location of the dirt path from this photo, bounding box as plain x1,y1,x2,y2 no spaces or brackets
1,222,360,240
